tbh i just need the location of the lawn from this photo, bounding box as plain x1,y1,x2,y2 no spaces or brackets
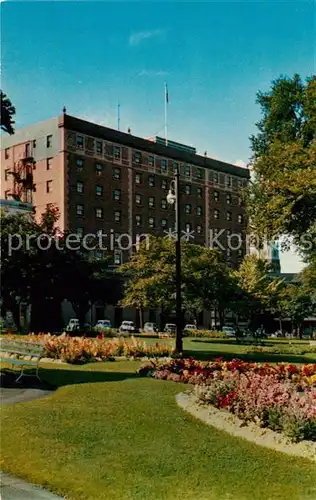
1,360,316,500
135,336,316,364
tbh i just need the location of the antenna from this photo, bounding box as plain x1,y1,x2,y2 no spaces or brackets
117,102,120,131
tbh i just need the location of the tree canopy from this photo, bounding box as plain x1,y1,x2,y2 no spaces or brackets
247,74,316,255
1,91,15,135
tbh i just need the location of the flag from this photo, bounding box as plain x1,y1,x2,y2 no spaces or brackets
165,83,169,103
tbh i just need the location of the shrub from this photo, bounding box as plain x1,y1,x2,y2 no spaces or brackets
185,329,228,338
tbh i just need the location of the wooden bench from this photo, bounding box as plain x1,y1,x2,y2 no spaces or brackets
0,338,45,382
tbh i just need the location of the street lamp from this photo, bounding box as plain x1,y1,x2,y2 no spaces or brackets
167,164,183,353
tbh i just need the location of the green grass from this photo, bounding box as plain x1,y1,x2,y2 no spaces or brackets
1,361,316,500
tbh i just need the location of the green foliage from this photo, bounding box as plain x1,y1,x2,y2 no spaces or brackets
184,329,228,338
247,74,316,252
119,236,234,324
0,90,15,135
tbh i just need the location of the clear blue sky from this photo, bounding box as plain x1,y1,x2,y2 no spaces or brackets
1,0,314,271
2,0,314,165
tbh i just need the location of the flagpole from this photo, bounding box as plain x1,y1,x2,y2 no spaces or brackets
164,82,168,146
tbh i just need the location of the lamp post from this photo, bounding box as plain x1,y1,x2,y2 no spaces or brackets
166,165,183,353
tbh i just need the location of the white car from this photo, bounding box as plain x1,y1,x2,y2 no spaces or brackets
95,320,112,329
66,318,80,331
184,324,196,333
119,321,136,334
222,326,236,337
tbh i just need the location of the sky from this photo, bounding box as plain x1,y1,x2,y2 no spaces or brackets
1,0,315,272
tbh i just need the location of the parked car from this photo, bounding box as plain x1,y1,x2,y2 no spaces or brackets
66,318,80,331
221,326,236,337
164,323,176,334
184,324,196,334
143,322,158,334
119,321,136,334
95,319,112,329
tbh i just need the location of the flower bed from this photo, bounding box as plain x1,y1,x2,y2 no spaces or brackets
138,358,316,442
2,334,175,364
245,345,316,355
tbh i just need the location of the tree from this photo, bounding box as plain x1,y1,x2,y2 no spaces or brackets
234,255,285,330
247,75,316,253
1,91,15,135
0,206,121,331
277,283,315,338
120,236,235,329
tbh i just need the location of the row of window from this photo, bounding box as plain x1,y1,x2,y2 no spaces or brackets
75,203,244,225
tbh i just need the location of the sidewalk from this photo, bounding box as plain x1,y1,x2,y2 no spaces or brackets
0,472,65,499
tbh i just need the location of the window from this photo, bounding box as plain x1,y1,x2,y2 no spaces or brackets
113,167,120,180
114,251,122,266
47,158,53,170
238,197,243,206
135,173,142,184
197,224,202,234
76,158,83,170
185,204,192,214
161,159,167,171
161,179,168,189
197,187,202,197
238,214,244,224
76,135,84,148
196,168,202,179
113,189,121,201
173,162,179,173
76,181,84,194
148,155,154,167
148,175,155,187
25,143,31,158
77,227,84,237
148,216,155,228
46,180,53,193
4,190,10,200
214,191,219,201
5,148,10,159
96,185,103,197
135,194,142,205
96,163,103,176
161,218,167,228
33,162,36,170
226,211,232,221
226,194,232,204
4,169,9,181
185,185,191,195
133,151,142,164
212,172,219,183
114,146,121,160
96,208,103,219
148,196,155,208
114,210,121,222
197,206,203,216
185,222,192,232
76,204,84,216
46,135,52,147
135,215,142,226
161,199,167,209
226,175,232,187
33,140,36,148
96,141,103,154
238,179,243,187
185,165,191,177
214,209,220,220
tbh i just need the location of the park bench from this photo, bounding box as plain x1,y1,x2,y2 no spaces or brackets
0,337,45,382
